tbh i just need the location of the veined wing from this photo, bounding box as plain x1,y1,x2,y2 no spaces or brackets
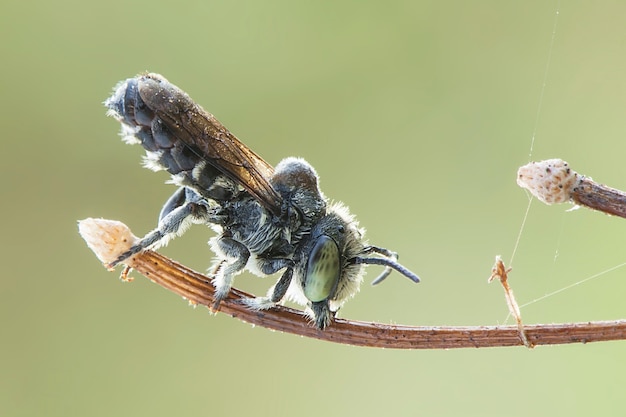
106,73,283,216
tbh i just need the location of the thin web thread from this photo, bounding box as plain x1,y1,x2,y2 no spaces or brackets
519,262,626,309
508,197,532,267
528,1,561,159
508,3,625,316
509,2,561,268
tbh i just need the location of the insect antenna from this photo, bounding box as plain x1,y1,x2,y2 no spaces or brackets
348,246,420,285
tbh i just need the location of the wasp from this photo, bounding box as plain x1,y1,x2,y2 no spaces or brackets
104,73,419,328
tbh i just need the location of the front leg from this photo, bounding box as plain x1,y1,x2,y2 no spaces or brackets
210,237,250,311
241,266,293,310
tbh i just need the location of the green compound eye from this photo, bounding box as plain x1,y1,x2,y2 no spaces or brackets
304,235,340,302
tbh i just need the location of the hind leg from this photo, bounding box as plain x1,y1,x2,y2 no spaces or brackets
107,187,211,268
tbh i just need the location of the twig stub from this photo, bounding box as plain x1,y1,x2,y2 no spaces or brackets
488,257,531,348
517,159,579,204
517,158,626,219
78,218,138,266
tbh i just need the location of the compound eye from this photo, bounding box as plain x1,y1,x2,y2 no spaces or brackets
304,235,340,302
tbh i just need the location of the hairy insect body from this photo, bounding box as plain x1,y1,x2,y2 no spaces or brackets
105,73,419,329
290,204,366,327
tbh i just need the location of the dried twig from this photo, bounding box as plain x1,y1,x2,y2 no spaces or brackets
488,257,531,348
517,158,626,218
79,218,626,349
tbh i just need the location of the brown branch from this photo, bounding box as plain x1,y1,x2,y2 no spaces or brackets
78,218,626,349
517,158,626,218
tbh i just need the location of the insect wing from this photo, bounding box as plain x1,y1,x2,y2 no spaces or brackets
136,73,282,216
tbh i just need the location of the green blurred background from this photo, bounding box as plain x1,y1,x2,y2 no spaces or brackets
2,1,626,416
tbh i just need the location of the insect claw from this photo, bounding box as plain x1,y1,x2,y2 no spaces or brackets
210,298,222,313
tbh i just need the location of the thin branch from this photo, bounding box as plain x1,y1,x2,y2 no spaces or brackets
517,158,626,218
78,218,626,349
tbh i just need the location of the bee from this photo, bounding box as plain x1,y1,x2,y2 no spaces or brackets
104,73,419,328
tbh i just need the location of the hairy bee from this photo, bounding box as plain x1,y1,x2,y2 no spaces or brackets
104,73,419,328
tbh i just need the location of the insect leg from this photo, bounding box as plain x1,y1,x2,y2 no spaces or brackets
158,186,187,223
210,237,250,310
257,257,294,275
241,266,294,310
106,188,211,268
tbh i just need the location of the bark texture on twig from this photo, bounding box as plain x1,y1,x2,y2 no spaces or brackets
78,218,626,349
127,249,626,349
109,251,626,349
